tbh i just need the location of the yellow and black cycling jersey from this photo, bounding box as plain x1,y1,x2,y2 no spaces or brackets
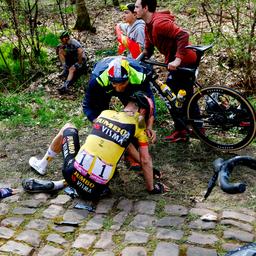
74,110,148,185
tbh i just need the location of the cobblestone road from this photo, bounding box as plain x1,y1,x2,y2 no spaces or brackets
0,190,255,256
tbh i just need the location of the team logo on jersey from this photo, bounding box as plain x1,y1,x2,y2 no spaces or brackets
92,117,135,147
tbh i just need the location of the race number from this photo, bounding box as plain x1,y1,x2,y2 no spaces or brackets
91,158,113,183
75,150,94,174
75,150,114,184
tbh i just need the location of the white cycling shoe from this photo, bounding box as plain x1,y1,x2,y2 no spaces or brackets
29,157,46,176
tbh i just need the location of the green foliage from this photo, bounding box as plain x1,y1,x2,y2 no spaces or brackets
198,0,256,88
0,43,21,71
0,91,83,128
155,198,167,218
40,31,60,48
64,5,75,14
167,0,194,13
95,45,118,58
155,96,169,123
0,42,54,91
201,32,215,45
248,96,256,111
103,216,113,230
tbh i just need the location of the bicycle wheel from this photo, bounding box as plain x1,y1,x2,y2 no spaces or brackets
187,86,256,151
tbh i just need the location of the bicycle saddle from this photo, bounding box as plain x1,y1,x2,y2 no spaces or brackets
185,44,213,54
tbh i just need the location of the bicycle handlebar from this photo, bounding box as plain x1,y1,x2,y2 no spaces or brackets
218,167,246,194
204,156,256,199
141,58,197,75
214,156,256,194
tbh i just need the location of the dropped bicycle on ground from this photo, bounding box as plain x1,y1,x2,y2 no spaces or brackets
138,44,256,151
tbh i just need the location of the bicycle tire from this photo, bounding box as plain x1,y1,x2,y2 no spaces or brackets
187,86,256,151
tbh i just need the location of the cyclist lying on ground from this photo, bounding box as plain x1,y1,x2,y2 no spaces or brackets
23,91,169,200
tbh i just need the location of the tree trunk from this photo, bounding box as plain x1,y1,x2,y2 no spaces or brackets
5,0,25,76
73,0,95,32
56,0,68,30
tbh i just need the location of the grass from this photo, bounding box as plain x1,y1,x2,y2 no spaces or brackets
0,91,86,129
95,45,118,59
103,216,114,230
40,31,60,48
155,198,167,218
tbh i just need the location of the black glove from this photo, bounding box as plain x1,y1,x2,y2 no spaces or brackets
153,168,162,179
149,182,164,194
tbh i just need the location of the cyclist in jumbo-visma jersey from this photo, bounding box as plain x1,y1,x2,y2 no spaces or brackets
83,56,157,170
23,92,169,200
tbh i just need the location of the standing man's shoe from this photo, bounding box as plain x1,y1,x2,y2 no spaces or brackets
164,129,189,142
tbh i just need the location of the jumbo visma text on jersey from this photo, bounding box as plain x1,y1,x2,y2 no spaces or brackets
91,117,136,148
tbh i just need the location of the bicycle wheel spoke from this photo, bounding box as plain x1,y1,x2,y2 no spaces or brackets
188,87,256,151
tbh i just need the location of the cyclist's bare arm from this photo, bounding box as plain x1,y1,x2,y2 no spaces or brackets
139,146,154,191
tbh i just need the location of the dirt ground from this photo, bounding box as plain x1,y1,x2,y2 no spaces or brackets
1,111,256,211
1,4,256,212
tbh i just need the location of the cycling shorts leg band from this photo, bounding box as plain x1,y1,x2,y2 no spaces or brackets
62,127,80,168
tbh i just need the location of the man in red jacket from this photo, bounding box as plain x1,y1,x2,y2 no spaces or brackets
135,0,197,142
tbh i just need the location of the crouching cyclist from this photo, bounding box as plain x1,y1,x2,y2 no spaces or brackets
57,31,87,94
23,91,169,200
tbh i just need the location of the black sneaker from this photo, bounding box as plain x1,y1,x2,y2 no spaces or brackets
57,84,68,94
22,178,54,193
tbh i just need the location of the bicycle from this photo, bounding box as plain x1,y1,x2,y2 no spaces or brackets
137,44,256,151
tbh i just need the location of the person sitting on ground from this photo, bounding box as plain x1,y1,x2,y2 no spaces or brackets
82,55,157,171
116,3,145,58
0,188,19,199
57,30,87,94
135,0,198,142
23,91,169,200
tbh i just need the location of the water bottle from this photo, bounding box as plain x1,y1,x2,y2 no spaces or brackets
175,89,186,108
159,82,176,104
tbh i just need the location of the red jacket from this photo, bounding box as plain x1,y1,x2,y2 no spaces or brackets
145,11,197,66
